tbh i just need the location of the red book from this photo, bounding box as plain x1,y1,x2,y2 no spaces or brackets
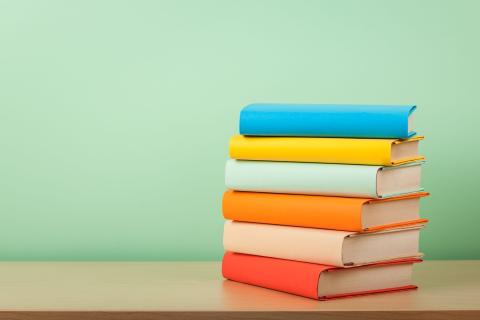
222,252,421,300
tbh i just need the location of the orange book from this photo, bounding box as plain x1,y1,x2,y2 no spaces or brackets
223,190,429,232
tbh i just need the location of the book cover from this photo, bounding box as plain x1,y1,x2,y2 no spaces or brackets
225,159,423,198
223,221,424,267
222,252,421,300
229,135,424,166
223,190,429,231
239,104,417,138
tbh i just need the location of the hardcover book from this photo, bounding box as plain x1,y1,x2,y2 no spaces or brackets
223,220,424,267
239,104,417,138
229,135,424,166
225,159,423,198
223,252,421,300
223,190,429,232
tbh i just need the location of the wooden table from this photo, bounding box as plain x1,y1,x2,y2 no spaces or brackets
0,260,478,319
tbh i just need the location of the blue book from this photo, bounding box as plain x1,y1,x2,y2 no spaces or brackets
239,104,417,138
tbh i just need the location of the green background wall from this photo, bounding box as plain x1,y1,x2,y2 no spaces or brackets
1,0,479,260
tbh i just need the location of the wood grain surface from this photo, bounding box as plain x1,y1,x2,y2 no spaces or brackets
0,260,478,320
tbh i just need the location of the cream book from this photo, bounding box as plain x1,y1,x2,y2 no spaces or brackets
223,220,424,267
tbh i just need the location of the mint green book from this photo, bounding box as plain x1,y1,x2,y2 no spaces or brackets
225,160,423,198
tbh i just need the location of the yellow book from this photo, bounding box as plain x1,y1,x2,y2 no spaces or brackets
229,135,424,166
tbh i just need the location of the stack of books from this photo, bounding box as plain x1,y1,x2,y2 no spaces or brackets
222,104,429,300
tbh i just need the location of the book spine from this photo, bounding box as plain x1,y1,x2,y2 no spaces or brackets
225,159,379,198
222,190,364,231
223,220,350,266
222,252,328,300
229,135,392,165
